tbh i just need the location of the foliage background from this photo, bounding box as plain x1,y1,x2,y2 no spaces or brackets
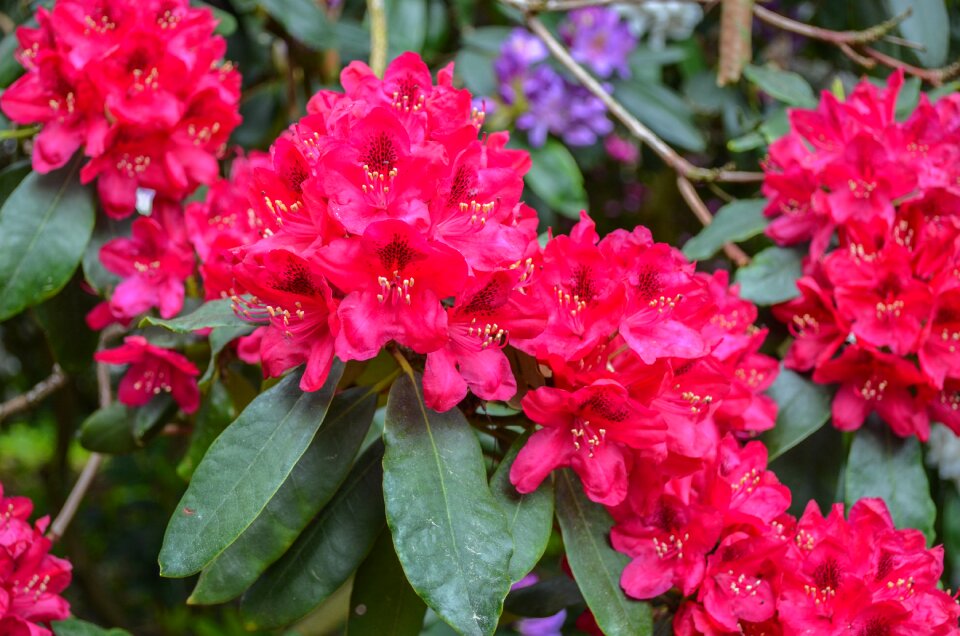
1,0,959,634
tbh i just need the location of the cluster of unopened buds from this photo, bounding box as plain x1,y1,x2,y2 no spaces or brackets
0,482,73,635
766,71,960,441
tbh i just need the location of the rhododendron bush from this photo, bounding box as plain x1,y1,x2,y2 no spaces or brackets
3,1,960,635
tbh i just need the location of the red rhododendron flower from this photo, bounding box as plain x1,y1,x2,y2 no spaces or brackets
0,483,72,636
95,335,200,413
0,0,241,217
94,216,195,324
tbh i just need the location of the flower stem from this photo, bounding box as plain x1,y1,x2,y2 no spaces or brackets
367,0,388,77
0,125,40,140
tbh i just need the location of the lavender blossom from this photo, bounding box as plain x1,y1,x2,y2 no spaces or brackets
494,29,549,104
514,66,613,147
559,7,636,78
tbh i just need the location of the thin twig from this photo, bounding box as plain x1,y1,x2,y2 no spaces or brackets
47,327,122,542
367,0,388,77
524,14,763,186
862,46,960,87
0,365,67,424
753,5,912,46
677,176,750,266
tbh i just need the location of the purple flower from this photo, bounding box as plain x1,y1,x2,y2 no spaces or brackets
511,574,568,636
559,8,636,78
495,28,549,103
515,66,612,147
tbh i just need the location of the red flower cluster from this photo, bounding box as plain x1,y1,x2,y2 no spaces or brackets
0,0,241,218
95,335,200,414
675,498,960,635
508,214,778,505
229,52,541,409
765,71,960,440
0,483,72,635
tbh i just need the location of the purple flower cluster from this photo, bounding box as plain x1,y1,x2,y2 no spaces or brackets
493,9,636,148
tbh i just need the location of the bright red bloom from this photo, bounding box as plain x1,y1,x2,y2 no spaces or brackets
95,335,200,413
511,381,665,506
233,249,338,392
317,220,467,360
0,0,241,217
772,277,848,373
0,483,72,636
423,269,544,411
813,345,930,439
96,216,195,322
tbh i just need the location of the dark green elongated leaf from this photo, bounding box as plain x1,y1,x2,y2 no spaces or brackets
241,441,387,628
177,381,236,481
192,0,237,36
132,394,174,440
490,433,554,583
503,577,584,618
159,362,344,577
261,0,334,48
454,49,498,97
79,404,138,454
52,619,132,636
615,82,706,152
199,324,254,386
734,246,802,305
81,215,130,295
141,297,252,332
0,32,24,88
762,368,832,461
0,160,31,206
887,0,949,68
524,139,588,219
0,159,95,320
348,530,428,636
190,387,377,604
386,0,427,58
556,470,653,636
743,64,817,108
844,423,936,544
383,374,512,636
33,275,99,375
940,481,960,589
682,199,768,261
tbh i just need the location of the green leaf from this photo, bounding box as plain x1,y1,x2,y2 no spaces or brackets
886,0,949,68
189,387,377,604
0,32,24,89
0,159,95,321
79,404,139,455
386,0,427,58
347,530,428,636
940,480,960,589
743,64,817,108
615,82,706,152
503,577,584,618
556,470,653,636
177,381,237,481
132,394,174,440
734,246,802,306
199,324,254,387
383,374,512,636
454,49,498,97
158,362,344,577
261,0,334,48
240,441,387,629
192,0,237,36
844,423,937,543
727,131,765,153
0,160,31,206
32,277,99,375
490,433,554,583
52,619,132,636
762,368,832,462
82,215,130,295
141,297,252,333
523,139,588,219
682,199,768,261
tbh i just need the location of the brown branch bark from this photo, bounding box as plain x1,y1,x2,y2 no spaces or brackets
524,15,763,184
0,365,67,423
